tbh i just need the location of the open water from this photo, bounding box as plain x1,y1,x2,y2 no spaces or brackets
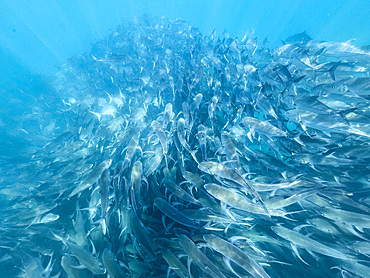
0,1,369,277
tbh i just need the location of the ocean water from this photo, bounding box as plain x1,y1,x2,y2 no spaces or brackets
0,1,369,277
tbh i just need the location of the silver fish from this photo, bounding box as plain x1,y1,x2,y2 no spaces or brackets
204,234,270,278
199,161,269,215
66,241,105,275
154,197,198,228
178,234,227,278
68,159,112,198
102,248,126,278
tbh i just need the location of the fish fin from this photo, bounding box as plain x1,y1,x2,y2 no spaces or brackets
313,47,326,57
355,225,364,234
293,224,311,232
85,222,96,237
291,243,310,266
342,224,368,240
89,238,97,255
321,130,332,137
71,264,87,270
328,63,339,81
221,202,237,221
247,131,253,142
292,133,305,146
292,75,306,83
89,111,101,121
224,223,233,234
223,257,241,278
229,235,250,244
166,266,172,278
52,232,71,247
186,257,193,277
338,108,357,125
190,150,199,164
345,39,356,44
251,245,267,256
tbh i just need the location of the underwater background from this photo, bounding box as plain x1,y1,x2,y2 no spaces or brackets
0,1,370,277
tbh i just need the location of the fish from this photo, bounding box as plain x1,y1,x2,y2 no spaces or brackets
19,253,54,278
178,234,227,278
121,131,141,170
102,248,126,278
61,255,89,278
198,161,269,215
151,120,169,165
182,170,206,189
241,116,287,139
144,145,164,177
284,31,312,44
204,234,270,278
162,103,174,129
274,44,313,69
320,207,370,230
67,160,112,198
65,241,105,275
272,225,355,261
154,197,199,228
130,160,142,216
99,168,110,234
197,124,208,160
162,249,189,278
3,15,370,278
221,131,242,173
204,183,273,217
176,118,199,163
264,189,315,209
208,95,219,127
129,210,156,261
163,179,201,205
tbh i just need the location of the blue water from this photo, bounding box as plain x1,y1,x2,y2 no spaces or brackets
0,1,369,277
1,0,369,77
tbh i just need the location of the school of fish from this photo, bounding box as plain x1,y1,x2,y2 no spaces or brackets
0,15,370,277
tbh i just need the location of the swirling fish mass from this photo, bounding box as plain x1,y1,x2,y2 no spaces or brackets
1,15,370,278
